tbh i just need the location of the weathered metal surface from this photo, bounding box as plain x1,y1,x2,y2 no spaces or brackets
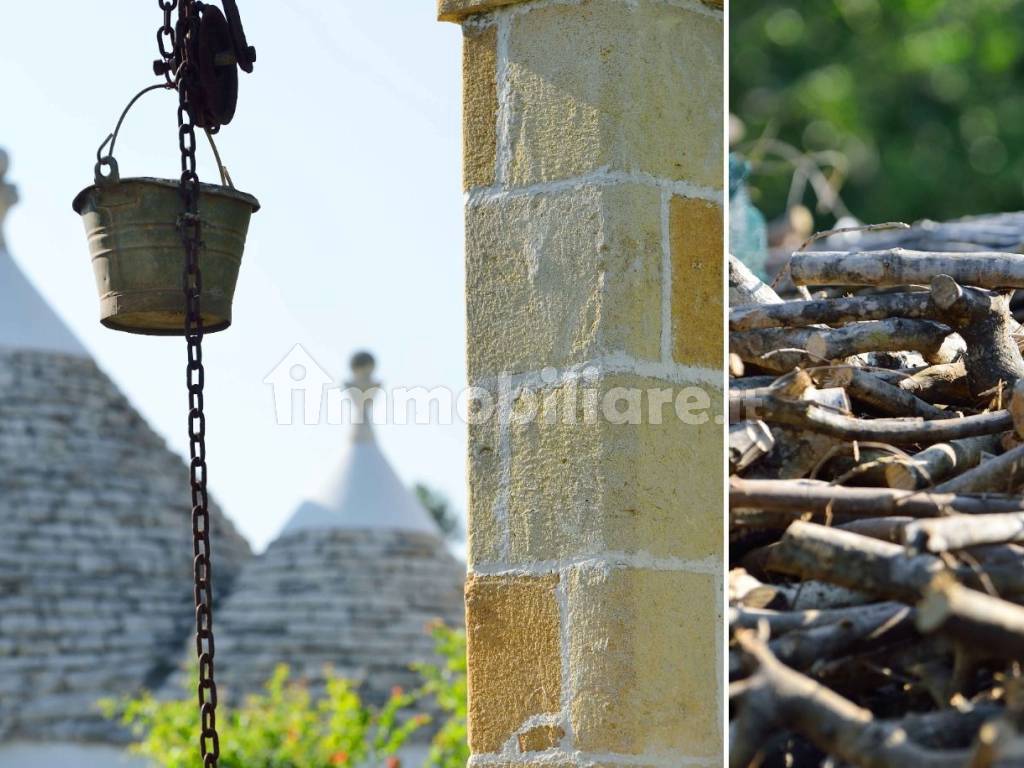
72,175,259,335
223,0,257,73
193,5,238,128
153,0,256,128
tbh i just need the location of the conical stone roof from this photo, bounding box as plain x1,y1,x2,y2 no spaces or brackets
0,150,85,357
212,353,465,707
0,151,252,744
282,352,440,537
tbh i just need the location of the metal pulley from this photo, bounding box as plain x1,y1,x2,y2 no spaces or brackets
153,0,256,130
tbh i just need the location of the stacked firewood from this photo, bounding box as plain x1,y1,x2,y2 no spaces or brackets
728,242,1024,767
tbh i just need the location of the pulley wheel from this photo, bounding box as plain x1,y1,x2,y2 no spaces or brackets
189,5,238,129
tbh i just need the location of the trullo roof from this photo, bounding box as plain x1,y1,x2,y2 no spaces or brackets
281,352,440,536
0,149,86,356
211,352,465,710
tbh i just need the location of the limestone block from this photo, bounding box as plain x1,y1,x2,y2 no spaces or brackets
438,0,527,23
517,723,565,752
671,196,724,369
506,373,723,564
567,566,720,757
467,416,504,566
463,24,498,190
506,0,723,188
465,574,562,753
466,184,662,379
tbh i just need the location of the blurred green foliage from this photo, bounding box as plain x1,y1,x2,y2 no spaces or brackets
101,625,468,768
101,667,425,768
732,0,1024,225
414,483,463,543
412,624,469,768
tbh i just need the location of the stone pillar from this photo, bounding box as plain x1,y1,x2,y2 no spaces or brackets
441,0,724,765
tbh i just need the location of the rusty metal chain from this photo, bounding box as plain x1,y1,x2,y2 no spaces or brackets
161,0,221,765
155,0,177,82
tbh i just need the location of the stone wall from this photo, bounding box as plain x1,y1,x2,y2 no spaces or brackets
212,528,465,708
0,348,251,743
441,0,724,765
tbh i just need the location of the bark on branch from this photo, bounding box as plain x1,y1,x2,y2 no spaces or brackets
916,574,1024,661
927,275,1024,396
728,601,908,637
730,632,973,768
731,570,874,611
790,248,1024,289
731,476,1024,517
728,602,915,678
731,319,960,372
826,367,954,420
884,434,1002,490
934,442,1024,494
729,420,775,474
743,396,1011,445
729,253,783,306
729,290,933,332
896,361,974,406
903,513,1024,553
765,521,1024,599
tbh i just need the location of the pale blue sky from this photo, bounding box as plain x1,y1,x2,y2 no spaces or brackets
1,2,466,551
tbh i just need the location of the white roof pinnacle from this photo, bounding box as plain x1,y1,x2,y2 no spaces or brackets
279,352,440,538
0,148,87,357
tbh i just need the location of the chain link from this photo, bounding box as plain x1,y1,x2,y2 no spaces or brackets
162,0,221,765
156,0,177,83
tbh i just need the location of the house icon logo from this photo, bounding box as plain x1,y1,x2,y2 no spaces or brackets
263,344,334,425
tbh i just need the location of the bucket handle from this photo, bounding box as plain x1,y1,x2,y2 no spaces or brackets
94,84,234,189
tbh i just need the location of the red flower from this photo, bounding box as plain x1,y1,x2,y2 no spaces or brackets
386,757,401,768
330,751,349,765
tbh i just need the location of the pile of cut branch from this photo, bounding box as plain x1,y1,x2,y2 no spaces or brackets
729,243,1024,767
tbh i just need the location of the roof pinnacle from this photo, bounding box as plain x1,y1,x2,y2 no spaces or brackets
347,351,381,442
0,149,18,250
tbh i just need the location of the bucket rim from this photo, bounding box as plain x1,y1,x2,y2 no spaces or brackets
72,176,260,215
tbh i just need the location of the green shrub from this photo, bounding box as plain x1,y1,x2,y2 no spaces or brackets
413,624,469,768
101,625,468,768
101,665,425,768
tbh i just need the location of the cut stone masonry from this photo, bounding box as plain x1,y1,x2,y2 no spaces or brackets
441,0,724,763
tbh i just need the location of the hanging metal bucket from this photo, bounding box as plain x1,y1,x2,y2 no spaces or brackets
73,160,259,335
72,83,259,335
